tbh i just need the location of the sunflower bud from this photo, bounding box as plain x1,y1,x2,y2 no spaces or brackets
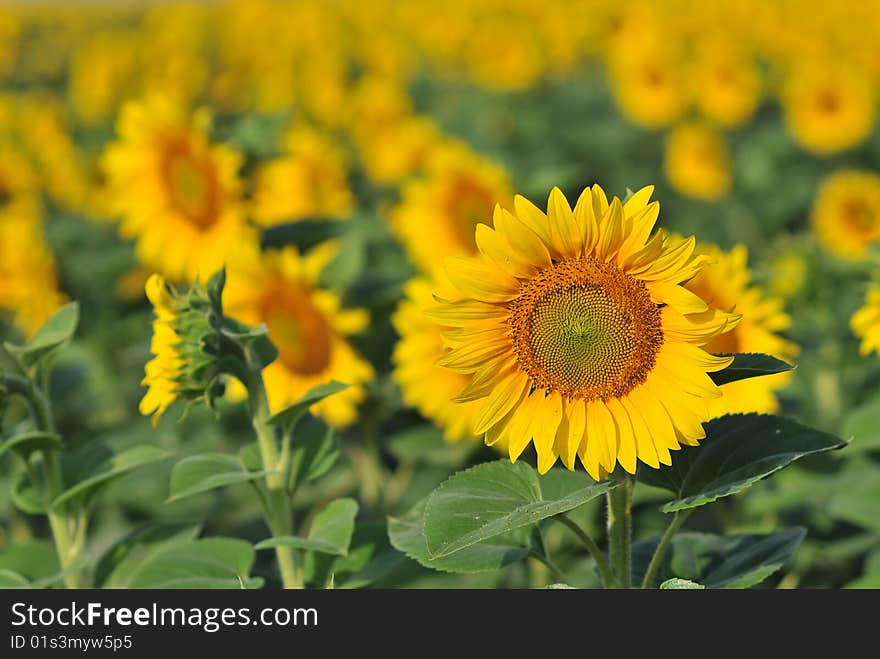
139,269,271,425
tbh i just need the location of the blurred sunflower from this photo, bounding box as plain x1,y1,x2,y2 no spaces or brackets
608,41,688,129
663,122,731,202
390,142,511,273
392,273,486,444
811,170,880,261
101,93,256,283
224,244,374,429
431,185,739,478
851,285,880,356
0,198,67,339
251,125,353,226
782,62,875,155
686,243,798,415
690,38,761,127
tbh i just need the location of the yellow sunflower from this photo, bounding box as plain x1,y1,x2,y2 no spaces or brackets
392,272,486,444
139,274,184,426
251,125,353,227
782,61,875,155
431,185,739,479
101,93,257,283
607,41,688,129
811,170,880,261
851,285,880,356
686,243,798,416
0,197,67,339
389,142,511,273
663,122,731,202
224,244,374,429
689,38,761,128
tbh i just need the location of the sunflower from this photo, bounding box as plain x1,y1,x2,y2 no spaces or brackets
781,61,875,155
663,122,731,202
851,285,880,357
139,274,184,426
0,198,67,338
224,244,374,429
250,125,353,227
811,170,880,261
389,142,511,273
689,38,761,128
392,273,486,444
101,93,256,283
431,185,739,478
686,243,798,416
607,41,688,129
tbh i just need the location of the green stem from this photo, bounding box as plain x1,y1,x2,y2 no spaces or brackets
641,510,690,589
606,471,635,589
556,513,614,589
528,551,569,585
30,386,82,589
243,362,301,589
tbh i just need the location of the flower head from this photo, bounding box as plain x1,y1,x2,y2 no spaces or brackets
811,170,880,261
431,184,739,479
663,122,731,202
852,285,880,357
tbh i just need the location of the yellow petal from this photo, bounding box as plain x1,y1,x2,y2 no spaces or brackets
473,371,531,435
606,398,637,474
547,187,581,259
494,207,552,269
445,255,519,303
533,392,564,474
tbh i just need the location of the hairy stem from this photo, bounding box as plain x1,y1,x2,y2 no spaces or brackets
606,472,635,589
556,513,614,589
641,510,690,589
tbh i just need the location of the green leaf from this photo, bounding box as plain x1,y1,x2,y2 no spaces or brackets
841,397,880,453
94,523,202,588
388,499,530,573
633,528,805,589
638,414,848,513
3,302,79,369
268,381,348,434
319,230,366,292
304,522,405,589
53,444,171,510
0,541,59,581
124,537,262,589
0,431,62,462
545,583,577,589
256,498,358,556
660,578,705,589
828,463,880,533
11,469,45,514
709,353,794,386
423,460,614,558
0,569,29,587
167,453,270,503
288,416,339,488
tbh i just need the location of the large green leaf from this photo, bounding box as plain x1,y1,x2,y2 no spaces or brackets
709,353,794,386
638,414,847,513
423,460,614,558
94,524,202,588
660,578,705,589
0,541,59,582
388,499,531,573
53,444,171,510
124,537,262,589
268,381,348,434
0,431,63,462
3,302,79,369
167,453,270,503
633,528,806,589
256,498,358,556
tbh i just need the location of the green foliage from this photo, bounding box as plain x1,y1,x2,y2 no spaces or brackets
167,453,270,503
256,498,358,556
638,414,848,513
268,381,349,435
709,353,795,386
3,302,79,371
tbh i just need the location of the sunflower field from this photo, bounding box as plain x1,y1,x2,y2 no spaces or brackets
1,0,879,593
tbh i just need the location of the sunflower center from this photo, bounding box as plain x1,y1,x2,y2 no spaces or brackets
509,257,663,400
816,90,840,115
162,138,219,229
261,281,332,376
841,198,877,234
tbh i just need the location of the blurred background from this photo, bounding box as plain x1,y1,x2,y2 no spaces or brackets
1,0,880,588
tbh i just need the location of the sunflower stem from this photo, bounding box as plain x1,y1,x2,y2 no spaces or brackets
244,361,301,589
556,513,614,589
28,384,83,589
641,509,690,589
606,471,635,589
